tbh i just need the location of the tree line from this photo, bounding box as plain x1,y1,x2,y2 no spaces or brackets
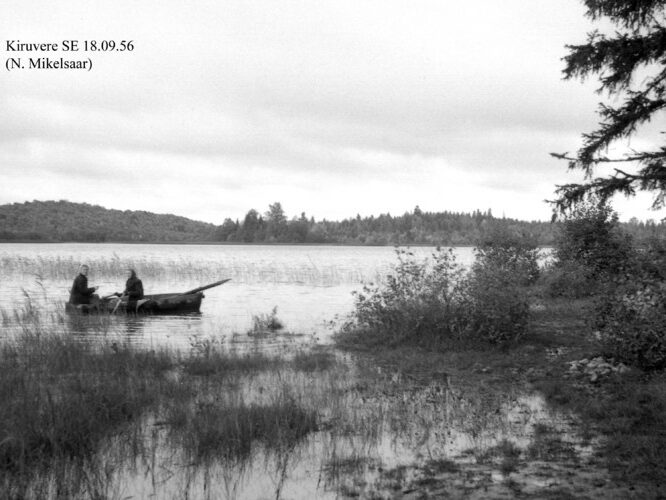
0,200,663,245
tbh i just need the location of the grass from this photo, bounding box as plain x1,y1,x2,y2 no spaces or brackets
166,390,318,463
292,348,337,372
247,306,284,335
0,253,384,286
0,311,350,498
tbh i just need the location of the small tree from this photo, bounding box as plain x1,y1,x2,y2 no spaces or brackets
554,199,633,278
552,0,666,213
265,202,288,241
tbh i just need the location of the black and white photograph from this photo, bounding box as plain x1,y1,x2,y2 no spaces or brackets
1,0,665,498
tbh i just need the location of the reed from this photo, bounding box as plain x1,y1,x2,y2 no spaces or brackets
0,253,379,286
0,307,357,497
166,388,318,463
292,348,337,372
0,329,179,497
247,306,284,335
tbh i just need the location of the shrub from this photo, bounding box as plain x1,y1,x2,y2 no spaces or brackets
553,200,632,280
338,248,468,346
539,260,596,299
597,240,666,370
465,261,530,343
338,243,532,347
475,225,541,286
463,227,536,342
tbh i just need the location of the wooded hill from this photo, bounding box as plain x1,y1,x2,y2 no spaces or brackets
0,200,663,245
0,201,217,242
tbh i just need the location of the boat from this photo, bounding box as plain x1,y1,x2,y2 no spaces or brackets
65,279,230,315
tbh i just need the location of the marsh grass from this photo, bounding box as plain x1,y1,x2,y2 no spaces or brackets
167,389,318,463
0,253,376,286
0,327,180,498
0,308,357,497
247,306,284,335
292,348,337,372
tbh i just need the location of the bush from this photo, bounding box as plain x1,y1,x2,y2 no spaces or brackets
338,248,468,346
597,240,666,370
465,234,534,342
338,243,532,347
539,260,596,298
553,200,632,280
466,257,530,343
475,225,541,286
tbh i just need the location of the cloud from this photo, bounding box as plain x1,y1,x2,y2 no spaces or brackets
2,0,661,223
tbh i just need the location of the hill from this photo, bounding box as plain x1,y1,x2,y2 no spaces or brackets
0,200,217,242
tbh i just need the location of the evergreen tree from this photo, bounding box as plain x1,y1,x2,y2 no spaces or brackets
552,0,666,213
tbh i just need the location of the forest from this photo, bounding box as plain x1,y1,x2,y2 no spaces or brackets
0,199,663,245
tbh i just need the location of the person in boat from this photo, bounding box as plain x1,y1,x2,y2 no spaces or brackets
118,269,144,301
69,264,99,306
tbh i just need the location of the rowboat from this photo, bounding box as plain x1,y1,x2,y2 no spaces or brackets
65,279,229,315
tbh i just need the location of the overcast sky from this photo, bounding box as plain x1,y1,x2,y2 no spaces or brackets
1,0,663,224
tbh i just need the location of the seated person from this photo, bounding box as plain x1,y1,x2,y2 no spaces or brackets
69,264,99,305
121,269,144,301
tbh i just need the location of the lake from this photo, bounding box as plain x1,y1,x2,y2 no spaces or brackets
0,243,476,345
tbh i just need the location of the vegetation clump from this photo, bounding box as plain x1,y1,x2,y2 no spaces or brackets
542,198,666,371
596,239,666,370
247,306,284,335
337,232,538,347
543,200,632,298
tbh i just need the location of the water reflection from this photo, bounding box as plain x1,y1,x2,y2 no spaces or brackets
84,352,597,500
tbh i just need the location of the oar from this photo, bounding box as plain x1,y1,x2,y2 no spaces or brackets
179,279,231,296
111,296,124,314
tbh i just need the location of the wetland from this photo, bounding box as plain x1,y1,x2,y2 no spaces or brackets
1,243,663,499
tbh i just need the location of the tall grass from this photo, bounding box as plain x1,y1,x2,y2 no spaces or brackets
0,309,350,498
0,254,383,286
165,388,318,463
0,327,179,498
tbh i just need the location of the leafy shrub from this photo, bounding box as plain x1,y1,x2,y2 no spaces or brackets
475,225,541,286
553,200,632,280
599,281,666,370
466,258,530,343
539,260,596,298
338,244,532,347
463,226,536,342
338,248,468,346
597,240,666,370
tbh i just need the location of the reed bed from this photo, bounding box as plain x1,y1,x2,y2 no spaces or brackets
165,388,319,463
0,254,385,286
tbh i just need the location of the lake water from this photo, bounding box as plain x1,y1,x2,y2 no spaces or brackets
0,243,476,345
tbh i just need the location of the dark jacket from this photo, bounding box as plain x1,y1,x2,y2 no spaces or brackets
124,274,144,300
69,274,96,305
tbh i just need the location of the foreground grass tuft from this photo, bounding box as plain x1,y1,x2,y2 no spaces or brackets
0,322,335,497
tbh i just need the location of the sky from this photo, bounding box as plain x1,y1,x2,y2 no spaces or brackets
1,0,664,224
